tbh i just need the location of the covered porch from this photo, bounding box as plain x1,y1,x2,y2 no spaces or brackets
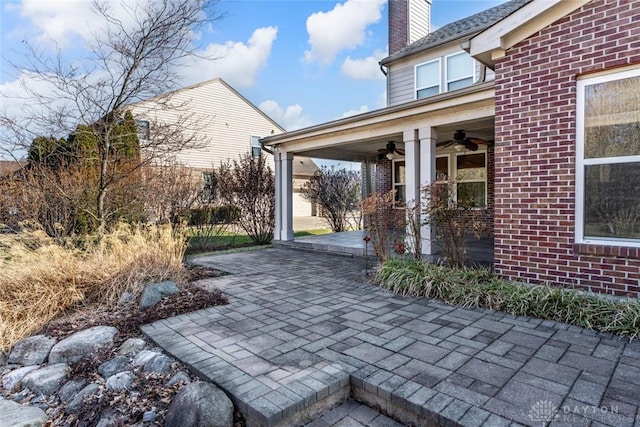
262,82,496,261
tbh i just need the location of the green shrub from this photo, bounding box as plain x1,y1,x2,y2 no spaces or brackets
377,258,640,338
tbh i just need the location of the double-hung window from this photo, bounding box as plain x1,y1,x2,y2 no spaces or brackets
576,68,640,246
456,153,486,208
250,135,262,157
416,59,441,99
135,119,150,141
415,52,475,99
445,52,474,91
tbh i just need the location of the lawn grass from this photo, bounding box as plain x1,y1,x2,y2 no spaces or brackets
377,258,640,339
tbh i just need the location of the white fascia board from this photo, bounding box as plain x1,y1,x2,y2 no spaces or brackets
468,0,591,67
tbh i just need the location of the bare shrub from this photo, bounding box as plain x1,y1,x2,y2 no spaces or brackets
422,180,486,268
360,190,403,262
215,154,275,244
301,166,361,232
0,224,186,352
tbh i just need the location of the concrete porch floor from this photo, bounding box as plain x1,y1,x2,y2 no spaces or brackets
276,230,494,267
142,248,640,427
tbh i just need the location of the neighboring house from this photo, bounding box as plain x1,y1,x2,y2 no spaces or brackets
263,0,640,296
292,157,319,217
129,78,284,194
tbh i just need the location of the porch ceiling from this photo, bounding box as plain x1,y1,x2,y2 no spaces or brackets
287,117,495,162
263,82,496,162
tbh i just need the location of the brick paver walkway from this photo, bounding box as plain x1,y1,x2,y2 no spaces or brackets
142,248,640,427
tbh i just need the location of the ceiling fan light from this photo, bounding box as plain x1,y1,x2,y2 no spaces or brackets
386,152,395,160
455,144,464,152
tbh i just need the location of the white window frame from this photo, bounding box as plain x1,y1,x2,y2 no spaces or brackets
415,58,441,100
575,67,640,247
454,151,487,208
444,51,475,92
250,135,262,158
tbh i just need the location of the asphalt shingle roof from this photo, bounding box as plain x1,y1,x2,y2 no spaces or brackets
380,0,532,65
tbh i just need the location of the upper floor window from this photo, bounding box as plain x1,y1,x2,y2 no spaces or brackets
576,68,640,246
415,52,475,99
135,119,150,141
250,135,262,157
202,171,216,203
416,59,440,99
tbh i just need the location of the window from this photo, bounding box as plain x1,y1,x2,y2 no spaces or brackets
436,156,449,180
135,119,150,140
416,59,440,99
456,153,486,208
415,52,475,99
250,135,262,157
576,68,640,245
393,160,406,203
445,52,474,91
202,172,216,203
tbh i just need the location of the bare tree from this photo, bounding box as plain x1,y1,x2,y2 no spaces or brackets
301,166,361,232
0,0,223,232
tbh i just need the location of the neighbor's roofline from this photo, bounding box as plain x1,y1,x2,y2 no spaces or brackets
127,77,285,133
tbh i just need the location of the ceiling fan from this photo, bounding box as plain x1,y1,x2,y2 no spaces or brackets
437,130,492,151
378,141,405,160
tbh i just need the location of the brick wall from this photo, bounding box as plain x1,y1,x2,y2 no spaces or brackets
494,0,640,296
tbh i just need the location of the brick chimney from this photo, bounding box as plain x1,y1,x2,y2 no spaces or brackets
388,0,431,55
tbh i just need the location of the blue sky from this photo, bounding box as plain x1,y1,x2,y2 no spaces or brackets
1,0,506,132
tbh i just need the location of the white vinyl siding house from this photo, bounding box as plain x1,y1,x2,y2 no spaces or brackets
130,78,283,170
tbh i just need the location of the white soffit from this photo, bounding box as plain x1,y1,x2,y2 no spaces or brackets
468,0,591,66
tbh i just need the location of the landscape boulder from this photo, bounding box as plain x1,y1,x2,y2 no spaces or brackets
2,366,39,391
139,281,180,309
98,356,128,378
21,363,70,396
0,400,47,427
8,335,56,366
67,383,100,413
165,381,233,427
118,338,146,355
143,354,173,374
49,326,118,364
105,371,135,390
58,379,88,403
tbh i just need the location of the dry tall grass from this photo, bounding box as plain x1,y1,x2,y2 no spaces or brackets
0,223,186,353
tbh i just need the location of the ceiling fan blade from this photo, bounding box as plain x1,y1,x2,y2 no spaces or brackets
395,148,405,155
466,137,487,145
436,139,456,147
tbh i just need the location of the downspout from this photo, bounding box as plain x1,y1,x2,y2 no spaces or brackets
379,63,388,76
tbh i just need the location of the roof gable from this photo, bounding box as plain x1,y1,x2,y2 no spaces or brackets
467,0,591,68
381,0,531,65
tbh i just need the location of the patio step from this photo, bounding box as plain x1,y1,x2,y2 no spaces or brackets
273,239,374,258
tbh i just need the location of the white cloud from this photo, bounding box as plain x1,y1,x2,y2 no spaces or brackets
341,49,387,80
304,0,386,65
180,26,278,89
378,89,387,108
259,100,312,131
340,105,369,118
16,0,144,47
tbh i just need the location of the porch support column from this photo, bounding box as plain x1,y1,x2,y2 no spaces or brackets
403,129,421,255
273,149,294,241
419,127,437,255
274,150,283,241
280,151,294,241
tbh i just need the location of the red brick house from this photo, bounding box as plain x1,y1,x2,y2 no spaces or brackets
263,0,640,296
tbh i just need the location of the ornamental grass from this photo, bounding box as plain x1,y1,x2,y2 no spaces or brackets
377,258,640,339
0,223,187,353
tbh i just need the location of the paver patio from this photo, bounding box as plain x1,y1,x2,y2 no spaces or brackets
141,248,640,427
